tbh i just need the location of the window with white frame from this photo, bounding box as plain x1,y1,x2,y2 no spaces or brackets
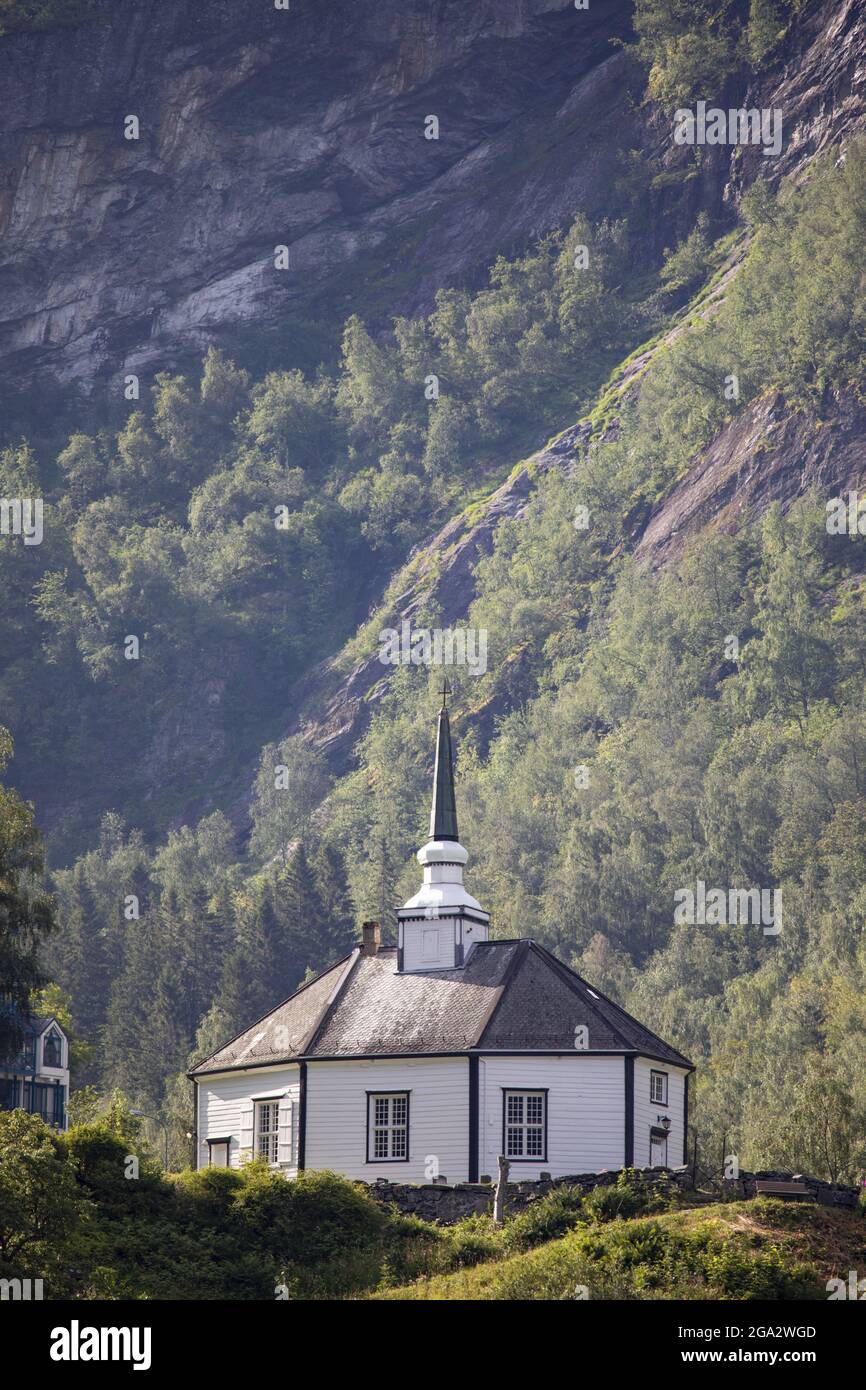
367,1092,409,1162
255,1101,280,1164
650,1070,668,1105
43,1028,63,1068
504,1090,546,1160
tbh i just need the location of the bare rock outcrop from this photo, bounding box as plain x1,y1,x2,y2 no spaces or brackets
0,0,635,395
635,389,866,570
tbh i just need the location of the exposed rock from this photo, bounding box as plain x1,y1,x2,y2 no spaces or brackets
0,0,637,395
634,389,866,570
734,0,866,194
646,0,866,218
11,0,866,848
10,0,862,400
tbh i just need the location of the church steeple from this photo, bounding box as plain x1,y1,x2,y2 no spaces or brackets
397,687,489,971
430,679,458,842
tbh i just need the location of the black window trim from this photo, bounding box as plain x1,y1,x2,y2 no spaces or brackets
650,1069,668,1106
501,1087,549,1164
365,1089,411,1164
205,1136,232,1167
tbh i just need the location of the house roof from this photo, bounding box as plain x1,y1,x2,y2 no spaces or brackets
25,1015,64,1038
190,940,693,1076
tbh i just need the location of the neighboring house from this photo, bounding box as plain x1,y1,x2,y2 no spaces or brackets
0,1015,69,1130
191,696,693,1181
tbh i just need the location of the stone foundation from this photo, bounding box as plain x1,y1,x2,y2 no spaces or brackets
362,1165,693,1225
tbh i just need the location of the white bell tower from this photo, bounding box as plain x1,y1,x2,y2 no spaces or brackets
397,682,489,971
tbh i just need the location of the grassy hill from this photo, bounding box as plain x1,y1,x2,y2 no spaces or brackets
370,1199,866,1301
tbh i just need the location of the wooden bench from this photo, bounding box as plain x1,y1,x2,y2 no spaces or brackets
754,1180,812,1200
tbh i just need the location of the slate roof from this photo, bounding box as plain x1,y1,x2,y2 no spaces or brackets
191,940,692,1075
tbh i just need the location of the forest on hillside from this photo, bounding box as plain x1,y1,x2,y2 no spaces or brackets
2,0,866,1192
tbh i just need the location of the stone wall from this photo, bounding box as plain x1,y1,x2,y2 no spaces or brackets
724,1170,861,1210
362,1165,693,1225
362,1165,863,1223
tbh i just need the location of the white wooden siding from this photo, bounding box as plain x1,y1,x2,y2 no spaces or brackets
197,1065,300,1176
197,1053,682,1184
479,1055,625,1179
401,918,458,972
633,1058,687,1168
305,1057,468,1182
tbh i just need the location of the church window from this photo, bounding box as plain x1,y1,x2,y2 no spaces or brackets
367,1092,409,1161
650,1070,668,1105
503,1090,547,1161
255,1101,280,1164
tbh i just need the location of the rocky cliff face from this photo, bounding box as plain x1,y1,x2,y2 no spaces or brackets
0,0,637,394
5,0,862,394
634,389,866,571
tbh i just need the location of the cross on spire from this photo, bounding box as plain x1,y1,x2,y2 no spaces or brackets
439,676,451,708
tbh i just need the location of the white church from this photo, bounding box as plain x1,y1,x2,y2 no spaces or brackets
191,696,692,1182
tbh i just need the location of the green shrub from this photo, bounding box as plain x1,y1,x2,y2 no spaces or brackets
504,1188,586,1252
438,1215,502,1270
232,1165,388,1268
583,1173,669,1224
487,1218,824,1301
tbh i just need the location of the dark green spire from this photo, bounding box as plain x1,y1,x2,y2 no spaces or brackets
429,679,459,841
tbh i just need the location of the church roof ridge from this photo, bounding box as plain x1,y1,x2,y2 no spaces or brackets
191,934,693,1075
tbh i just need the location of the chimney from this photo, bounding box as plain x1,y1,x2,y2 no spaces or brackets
361,920,381,957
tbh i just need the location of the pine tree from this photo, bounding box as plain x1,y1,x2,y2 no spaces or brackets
310,841,357,960
48,863,107,1073
213,883,292,1030
214,944,265,1036
272,845,330,983
0,729,54,1060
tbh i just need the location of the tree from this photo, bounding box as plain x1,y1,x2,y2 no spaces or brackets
47,862,107,1060
335,315,406,447
742,505,838,729
310,840,357,960
762,1059,864,1183
0,728,55,1061
214,884,293,1031
743,0,783,67
247,369,339,475
249,736,331,865
0,1111,87,1291
632,0,738,107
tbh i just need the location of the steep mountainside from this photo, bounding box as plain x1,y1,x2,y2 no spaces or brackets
0,0,639,395
237,0,866,806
